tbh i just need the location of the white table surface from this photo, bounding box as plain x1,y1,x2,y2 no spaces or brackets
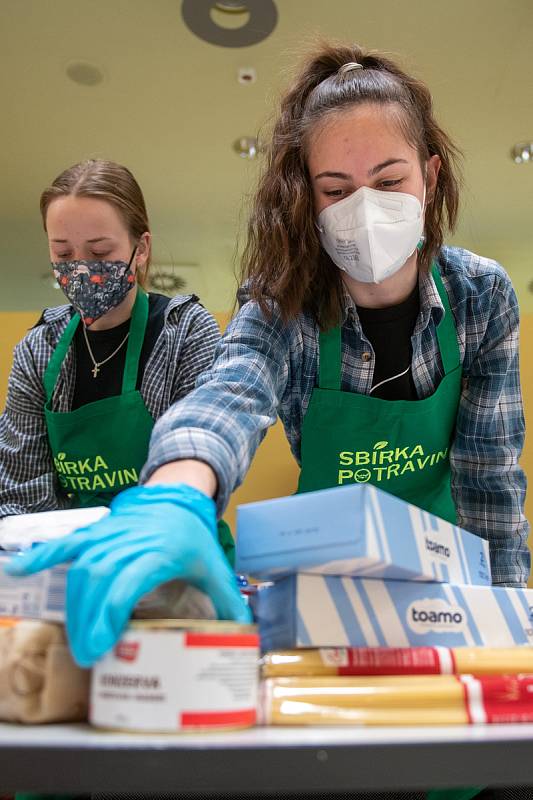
1,720,533,748
1,722,533,794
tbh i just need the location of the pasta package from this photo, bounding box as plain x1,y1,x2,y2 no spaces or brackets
261,674,533,726
261,646,533,677
0,619,90,723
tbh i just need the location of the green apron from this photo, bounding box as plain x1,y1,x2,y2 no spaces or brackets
297,264,461,524
42,288,235,563
298,264,481,800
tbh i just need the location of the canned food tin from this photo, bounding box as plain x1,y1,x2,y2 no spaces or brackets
90,619,259,732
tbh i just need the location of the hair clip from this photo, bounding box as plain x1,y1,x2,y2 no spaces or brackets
338,62,364,76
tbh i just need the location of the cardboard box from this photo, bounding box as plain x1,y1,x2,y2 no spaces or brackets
254,575,533,651
0,507,108,552
0,556,215,623
236,484,491,585
0,556,66,622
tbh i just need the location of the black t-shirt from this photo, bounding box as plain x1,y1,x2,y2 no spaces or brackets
71,293,170,410
356,282,420,401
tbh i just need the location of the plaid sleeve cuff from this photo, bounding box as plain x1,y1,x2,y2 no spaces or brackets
492,582,528,589
140,426,239,516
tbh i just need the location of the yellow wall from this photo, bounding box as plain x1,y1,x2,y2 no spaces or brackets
1,310,531,572
1,311,41,396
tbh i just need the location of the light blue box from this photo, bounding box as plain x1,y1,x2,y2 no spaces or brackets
255,574,533,651
236,484,490,585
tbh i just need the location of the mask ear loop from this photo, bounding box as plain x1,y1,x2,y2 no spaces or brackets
128,244,145,286
131,238,150,286
417,182,428,250
128,246,138,268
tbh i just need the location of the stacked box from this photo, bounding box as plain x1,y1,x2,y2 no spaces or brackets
236,484,491,585
237,486,533,726
0,555,67,622
253,574,533,652
236,484,533,657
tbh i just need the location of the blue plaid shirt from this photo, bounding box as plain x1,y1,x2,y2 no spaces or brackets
143,247,530,587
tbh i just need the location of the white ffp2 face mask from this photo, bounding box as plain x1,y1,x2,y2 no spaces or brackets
317,185,425,284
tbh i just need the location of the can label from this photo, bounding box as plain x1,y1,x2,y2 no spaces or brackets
90,627,259,732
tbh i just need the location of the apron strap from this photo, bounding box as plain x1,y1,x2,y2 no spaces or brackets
43,313,80,403
42,288,149,403
317,262,460,391
431,262,461,375
121,288,149,393
318,325,342,390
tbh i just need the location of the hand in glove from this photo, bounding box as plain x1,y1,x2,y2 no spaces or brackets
5,484,250,666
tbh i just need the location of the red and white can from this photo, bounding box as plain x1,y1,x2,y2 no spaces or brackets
90,619,259,732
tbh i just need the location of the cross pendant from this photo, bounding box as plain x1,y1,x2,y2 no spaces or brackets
92,364,100,378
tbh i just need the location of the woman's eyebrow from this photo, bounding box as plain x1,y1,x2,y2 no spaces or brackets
368,158,409,176
314,159,409,181
314,171,351,180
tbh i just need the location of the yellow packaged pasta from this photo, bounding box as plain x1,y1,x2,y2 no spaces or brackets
261,646,533,677
261,674,533,726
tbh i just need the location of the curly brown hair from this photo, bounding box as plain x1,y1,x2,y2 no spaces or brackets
241,42,462,328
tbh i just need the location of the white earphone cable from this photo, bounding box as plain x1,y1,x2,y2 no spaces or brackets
368,365,411,395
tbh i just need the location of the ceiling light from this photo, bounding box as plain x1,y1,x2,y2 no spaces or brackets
65,61,105,87
233,136,263,159
148,263,200,295
215,2,248,10
149,272,187,294
182,0,277,48
238,66,257,84
511,142,533,164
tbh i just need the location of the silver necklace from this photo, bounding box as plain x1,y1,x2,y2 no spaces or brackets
82,324,130,378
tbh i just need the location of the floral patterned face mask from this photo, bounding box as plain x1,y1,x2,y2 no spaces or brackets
52,248,137,326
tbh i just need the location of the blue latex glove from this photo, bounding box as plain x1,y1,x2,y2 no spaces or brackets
4,484,251,667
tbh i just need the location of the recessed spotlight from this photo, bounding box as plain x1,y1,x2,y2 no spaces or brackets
182,0,277,48
233,137,263,159
65,61,105,87
511,142,532,164
215,1,248,10
149,272,187,294
238,67,257,84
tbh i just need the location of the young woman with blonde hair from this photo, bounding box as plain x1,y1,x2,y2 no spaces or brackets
2,159,246,636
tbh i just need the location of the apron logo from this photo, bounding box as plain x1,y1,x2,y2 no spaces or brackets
337,441,448,485
53,452,138,493
354,468,371,483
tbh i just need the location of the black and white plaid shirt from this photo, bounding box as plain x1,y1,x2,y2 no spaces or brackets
0,294,219,517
